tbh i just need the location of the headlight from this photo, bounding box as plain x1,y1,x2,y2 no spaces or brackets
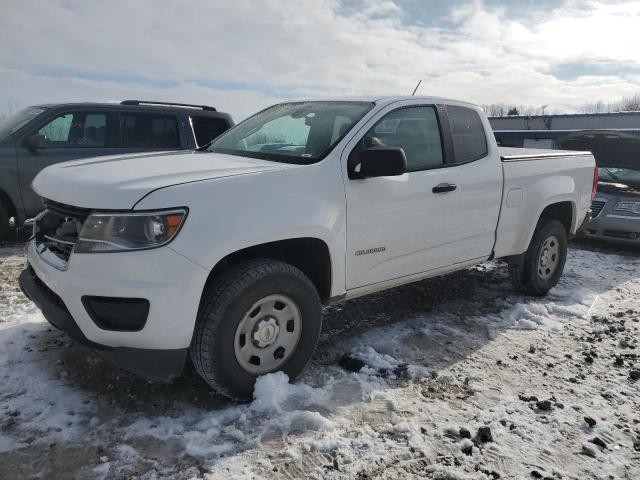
75,209,187,253
614,201,640,214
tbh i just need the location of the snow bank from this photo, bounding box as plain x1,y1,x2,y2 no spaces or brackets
0,313,94,449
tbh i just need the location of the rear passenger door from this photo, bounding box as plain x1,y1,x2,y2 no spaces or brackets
118,112,182,152
343,101,502,290
17,110,121,216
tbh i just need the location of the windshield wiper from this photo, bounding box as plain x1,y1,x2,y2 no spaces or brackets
195,140,214,152
604,168,620,182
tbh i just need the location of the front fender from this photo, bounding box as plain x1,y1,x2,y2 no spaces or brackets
135,158,348,298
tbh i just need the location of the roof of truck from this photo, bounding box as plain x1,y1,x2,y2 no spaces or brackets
279,96,481,108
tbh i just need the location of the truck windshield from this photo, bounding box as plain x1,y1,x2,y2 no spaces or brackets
599,167,640,186
207,101,373,164
0,107,46,139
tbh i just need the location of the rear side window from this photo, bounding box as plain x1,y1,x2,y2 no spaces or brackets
120,113,179,148
191,116,230,147
446,105,487,163
37,112,108,147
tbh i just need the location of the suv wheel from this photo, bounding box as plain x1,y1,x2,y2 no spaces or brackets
191,259,322,401
509,218,568,296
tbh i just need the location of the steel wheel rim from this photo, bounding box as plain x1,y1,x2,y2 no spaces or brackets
234,294,302,375
538,235,560,280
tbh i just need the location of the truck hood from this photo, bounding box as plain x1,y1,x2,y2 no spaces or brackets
32,151,296,209
598,181,640,197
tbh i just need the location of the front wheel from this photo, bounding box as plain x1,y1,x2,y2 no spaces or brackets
509,218,568,296
190,259,322,401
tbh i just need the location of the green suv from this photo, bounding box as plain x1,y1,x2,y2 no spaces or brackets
0,100,233,239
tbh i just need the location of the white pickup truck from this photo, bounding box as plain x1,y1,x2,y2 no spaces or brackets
20,96,597,400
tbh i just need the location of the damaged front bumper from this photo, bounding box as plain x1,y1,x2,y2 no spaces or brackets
20,204,210,382
19,265,188,382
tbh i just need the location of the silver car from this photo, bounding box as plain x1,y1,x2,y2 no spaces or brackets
583,166,640,244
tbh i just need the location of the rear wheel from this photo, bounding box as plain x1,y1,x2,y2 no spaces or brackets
509,218,568,296
190,259,322,401
0,202,9,241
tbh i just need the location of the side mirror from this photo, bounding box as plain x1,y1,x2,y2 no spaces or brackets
24,134,47,151
350,147,407,179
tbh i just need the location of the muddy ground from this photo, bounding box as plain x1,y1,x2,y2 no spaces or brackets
0,239,638,479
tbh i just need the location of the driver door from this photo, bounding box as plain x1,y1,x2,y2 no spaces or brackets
343,101,501,290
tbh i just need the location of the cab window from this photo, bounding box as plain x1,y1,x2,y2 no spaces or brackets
446,105,487,163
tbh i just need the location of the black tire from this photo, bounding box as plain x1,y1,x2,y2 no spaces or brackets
508,218,568,296
0,202,9,241
190,259,322,401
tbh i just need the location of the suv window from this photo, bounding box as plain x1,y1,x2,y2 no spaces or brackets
446,105,487,163
120,113,179,148
362,106,444,171
191,116,229,147
38,112,108,147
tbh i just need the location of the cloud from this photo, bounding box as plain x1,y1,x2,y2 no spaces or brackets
0,66,282,120
0,0,639,119
549,60,640,81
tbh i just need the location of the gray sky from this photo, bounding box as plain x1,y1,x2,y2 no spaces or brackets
1,0,639,119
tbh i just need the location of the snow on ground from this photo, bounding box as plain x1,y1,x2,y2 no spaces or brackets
0,242,639,479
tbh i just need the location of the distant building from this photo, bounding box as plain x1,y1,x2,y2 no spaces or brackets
489,112,640,168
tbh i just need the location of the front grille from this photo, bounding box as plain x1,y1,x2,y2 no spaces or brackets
590,200,606,218
43,199,91,220
34,200,87,268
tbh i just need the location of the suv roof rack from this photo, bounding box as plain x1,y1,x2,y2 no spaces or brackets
120,100,217,111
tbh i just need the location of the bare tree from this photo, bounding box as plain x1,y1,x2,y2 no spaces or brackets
0,100,18,121
582,100,607,114
485,92,640,117
482,103,525,117
581,93,640,113
518,105,538,116
617,93,640,112
481,104,506,117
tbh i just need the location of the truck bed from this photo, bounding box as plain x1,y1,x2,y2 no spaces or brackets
493,147,595,260
499,147,592,161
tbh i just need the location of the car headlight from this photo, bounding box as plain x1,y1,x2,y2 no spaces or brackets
75,209,187,253
614,201,640,214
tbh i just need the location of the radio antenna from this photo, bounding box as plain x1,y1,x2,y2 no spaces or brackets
411,80,422,96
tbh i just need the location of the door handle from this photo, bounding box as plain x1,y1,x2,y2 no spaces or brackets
432,183,457,194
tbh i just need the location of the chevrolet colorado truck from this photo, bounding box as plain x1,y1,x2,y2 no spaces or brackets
19,96,597,400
